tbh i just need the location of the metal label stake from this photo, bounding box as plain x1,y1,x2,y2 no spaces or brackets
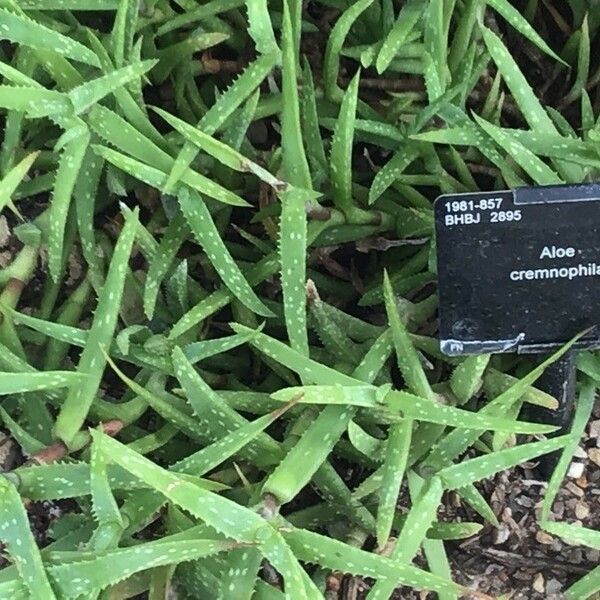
524,351,577,476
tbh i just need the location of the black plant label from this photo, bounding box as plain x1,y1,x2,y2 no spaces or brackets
435,183,600,355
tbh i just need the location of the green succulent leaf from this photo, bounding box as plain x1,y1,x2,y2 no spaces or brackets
0,9,100,67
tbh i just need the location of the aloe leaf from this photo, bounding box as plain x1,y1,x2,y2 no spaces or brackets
143,212,190,320
383,270,436,401
68,60,157,114
178,187,273,317
0,404,45,454
104,353,212,444
54,206,139,446
409,472,457,600
283,527,469,597
171,346,281,465
0,370,84,393
280,0,311,190
218,547,263,600
486,0,564,63
110,0,134,67
0,9,100,67
89,436,124,552
272,385,556,434
0,477,56,599
480,25,554,132
473,114,562,185
48,127,90,281
153,32,228,83
0,151,38,218
172,403,294,477
450,354,491,404
152,106,284,189
169,255,279,339
246,0,279,55
300,58,328,181
93,143,249,208
412,127,600,168
541,378,596,520
0,64,31,178
330,70,360,217
423,0,447,98
309,284,363,365
436,107,526,186
564,15,590,106
48,535,235,597
91,431,318,598
376,0,424,73
262,404,353,505
348,420,386,459
164,52,279,193
231,323,363,386
183,331,254,364
32,47,85,91
20,0,118,7
6,306,87,347
323,0,373,101
482,369,557,409
88,105,248,206
11,462,140,501
438,435,571,490
448,0,480,72
279,187,310,355
157,0,245,36
0,86,72,118
541,520,600,550
376,418,412,547
368,475,443,599
86,105,166,168
369,145,420,204
423,337,581,473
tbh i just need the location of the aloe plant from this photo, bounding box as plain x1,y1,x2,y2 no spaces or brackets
0,1,596,598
